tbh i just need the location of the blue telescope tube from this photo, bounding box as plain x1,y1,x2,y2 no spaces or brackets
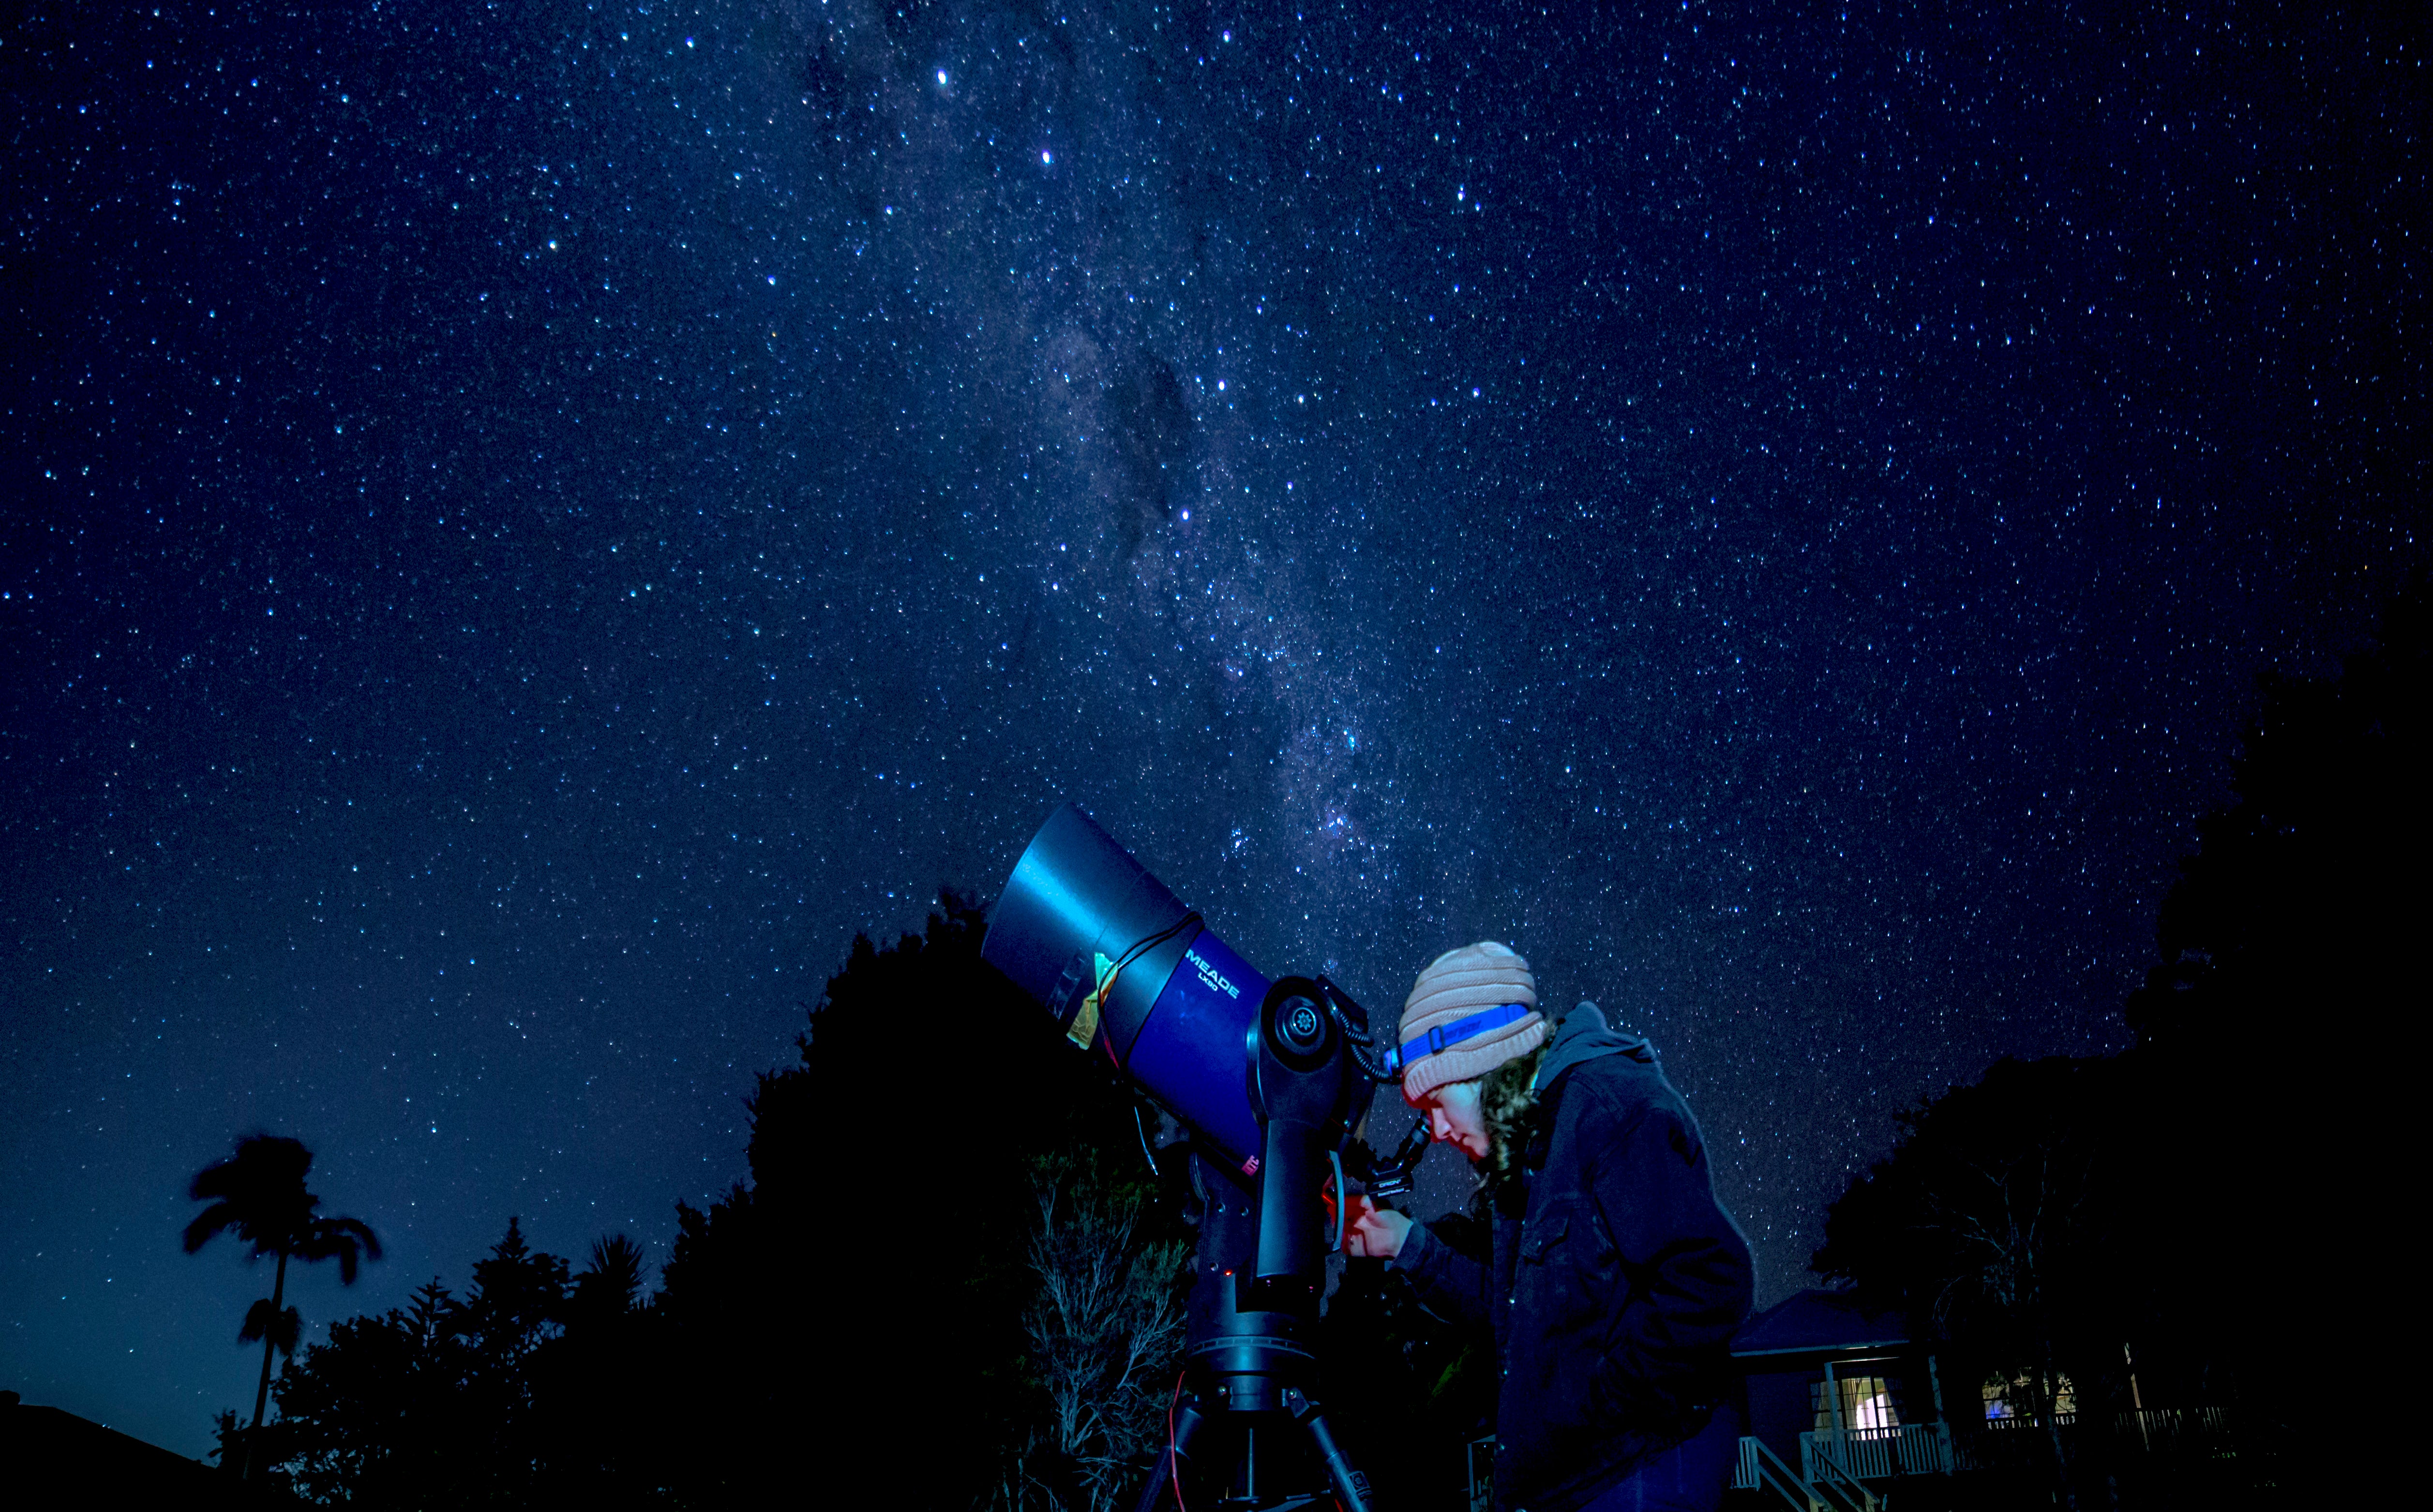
982,805,1266,1173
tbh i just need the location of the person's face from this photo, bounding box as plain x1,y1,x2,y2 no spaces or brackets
1410,1077,1490,1160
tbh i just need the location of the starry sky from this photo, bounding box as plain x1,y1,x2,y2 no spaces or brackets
3,0,2422,1460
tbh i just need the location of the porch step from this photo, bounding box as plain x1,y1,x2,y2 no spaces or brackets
1736,1435,1879,1512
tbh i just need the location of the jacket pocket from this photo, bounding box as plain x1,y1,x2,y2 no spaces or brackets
1515,1203,1605,1342
1520,1210,1570,1264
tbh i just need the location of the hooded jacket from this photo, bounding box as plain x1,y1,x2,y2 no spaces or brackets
1391,1004,1753,1512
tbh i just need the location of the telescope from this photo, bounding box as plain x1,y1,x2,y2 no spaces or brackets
983,804,1414,1512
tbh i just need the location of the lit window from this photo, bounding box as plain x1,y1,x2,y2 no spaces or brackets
1814,1376,1902,1435
1981,1372,2076,1422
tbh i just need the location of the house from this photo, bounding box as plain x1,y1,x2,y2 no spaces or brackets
1725,1290,2238,1510
1459,1284,2237,1511
1729,1288,1953,1508
0,1389,234,1507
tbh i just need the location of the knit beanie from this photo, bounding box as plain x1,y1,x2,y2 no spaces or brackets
1396,941,1548,1102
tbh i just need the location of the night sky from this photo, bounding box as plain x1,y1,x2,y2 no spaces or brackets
4,0,2422,1460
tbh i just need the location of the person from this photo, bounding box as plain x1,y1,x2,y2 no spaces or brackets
1343,942,1753,1512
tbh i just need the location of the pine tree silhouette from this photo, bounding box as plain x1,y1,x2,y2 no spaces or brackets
651,890,1156,1509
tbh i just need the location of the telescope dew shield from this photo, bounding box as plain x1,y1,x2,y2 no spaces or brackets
982,805,1266,1171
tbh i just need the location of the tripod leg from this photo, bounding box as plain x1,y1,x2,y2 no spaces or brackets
1130,1395,1209,1512
1283,1389,1375,1512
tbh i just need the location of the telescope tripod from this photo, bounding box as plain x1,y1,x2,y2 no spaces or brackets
1127,1152,1374,1512
1131,1381,1370,1512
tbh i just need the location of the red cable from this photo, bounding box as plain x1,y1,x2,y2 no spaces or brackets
1166,1369,1188,1512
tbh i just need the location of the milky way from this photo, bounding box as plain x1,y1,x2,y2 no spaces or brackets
3,0,2421,1455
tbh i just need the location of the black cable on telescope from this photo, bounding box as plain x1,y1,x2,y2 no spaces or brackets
1315,975,1396,1084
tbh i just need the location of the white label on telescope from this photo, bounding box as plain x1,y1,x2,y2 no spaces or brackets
1184,946,1241,1000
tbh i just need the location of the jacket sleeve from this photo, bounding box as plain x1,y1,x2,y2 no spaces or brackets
1588,1096,1754,1409
1392,1216,1492,1332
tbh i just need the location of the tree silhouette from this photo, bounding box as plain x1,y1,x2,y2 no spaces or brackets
997,1154,1189,1512
2126,579,2429,1057
2116,578,2426,1463
195,893,1196,1505
183,1133,381,1480
527,1233,658,1500
257,1220,659,1507
569,1234,646,1325
455,1216,571,1499
256,1276,469,1505
651,889,1161,1509
1814,1058,2121,1510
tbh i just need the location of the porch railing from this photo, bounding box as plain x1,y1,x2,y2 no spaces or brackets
1802,1423,1954,1480
2117,1406,2231,1451
1950,1406,2236,1471
1978,1410,2077,1431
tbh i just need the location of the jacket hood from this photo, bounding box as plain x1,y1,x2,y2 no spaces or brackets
1534,1001,1654,1092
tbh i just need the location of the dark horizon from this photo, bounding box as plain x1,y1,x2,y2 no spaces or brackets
4,0,2422,1460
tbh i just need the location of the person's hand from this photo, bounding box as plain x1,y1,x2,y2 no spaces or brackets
1342,1194,1413,1260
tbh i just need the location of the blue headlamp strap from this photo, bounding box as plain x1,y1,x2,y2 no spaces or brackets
1383,1003,1535,1076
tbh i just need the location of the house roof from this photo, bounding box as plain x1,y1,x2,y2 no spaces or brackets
0,1393,229,1504
1732,1287,1912,1361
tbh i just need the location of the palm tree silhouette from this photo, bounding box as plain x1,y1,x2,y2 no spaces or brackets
575,1234,646,1315
183,1134,381,1480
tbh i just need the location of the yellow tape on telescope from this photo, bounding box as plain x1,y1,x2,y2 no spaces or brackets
1067,951,1118,1050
